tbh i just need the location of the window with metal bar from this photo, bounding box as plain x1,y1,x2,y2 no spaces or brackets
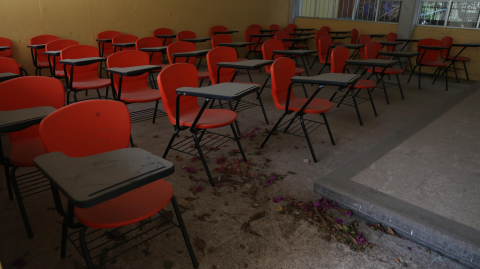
417,0,480,28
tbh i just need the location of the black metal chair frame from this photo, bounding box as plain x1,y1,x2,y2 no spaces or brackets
407,47,449,91
62,62,111,105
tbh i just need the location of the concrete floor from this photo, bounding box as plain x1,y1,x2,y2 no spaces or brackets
0,58,475,269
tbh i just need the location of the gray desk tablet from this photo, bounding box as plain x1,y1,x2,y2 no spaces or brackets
112,42,136,47
418,46,448,50
217,60,274,70
379,41,402,46
182,37,212,43
369,34,386,38
452,43,480,47
155,34,177,39
282,37,314,42
139,46,167,53
346,59,396,67
251,34,275,38
106,65,162,77
176,83,259,100
331,36,351,40
272,50,317,56
290,33,314,36
172,49,211,58
397,38,421,42
329,31,350,35
330,44,365,49
60,57,106,66
44,50,61,56
218,42,255,47
96,39,112,43
34,148,174,208
294,28,315,32
260,30,276,33
291,73,361,87
0,46,10,51
214,31,238,35
0,106,56,133
0,73,19,83
377,51,421,57
27,44,46,49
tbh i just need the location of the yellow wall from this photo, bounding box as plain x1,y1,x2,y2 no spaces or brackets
412,25,480,80
295,17,398,48
0,0,290,74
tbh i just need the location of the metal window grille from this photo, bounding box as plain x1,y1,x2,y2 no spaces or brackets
417,0,480,28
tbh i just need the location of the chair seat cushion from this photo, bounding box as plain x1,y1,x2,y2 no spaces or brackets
367,67,403,74
198,71,209,80
353,79,376,89
421,61,447,67
278,98,332,114
295,68,304,75
72,78,111,90
120,88,162,103
9,126,46,167
75,179,174,229
37,59,50,68
177,109,237,129
448,56,469,61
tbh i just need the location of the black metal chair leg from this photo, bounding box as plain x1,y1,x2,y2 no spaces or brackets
130,135,135,147
20,68,28,77
259,75,271,97
96,89,102,99
199,79,204,87
381,77,389,105
321,113,335,145
452,62,459,83
10,167,34,238
366,88,378,117
196,58,203,69
396,74,404,100
445,66,448,91
227,101,241,136
301,83,308,98
299,115,317,163
463,61,469,80
336,88,352,108
192,132,215,187
350,90,363,126
257,93,269,124
60,218,68,259
230,124,247,162
152,100,159,123
261,112,287,148
418,66,422,89
309,55,318,69
407,65,418,83
247,70,253,83
3,165,13,200
171,196,199,269
163,130,179,158
79,226,95,269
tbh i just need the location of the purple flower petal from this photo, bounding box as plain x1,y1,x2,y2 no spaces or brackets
279,196,284,201
272,196,280,203
300,205,309,212
269,175,276,180
407,247,412,251
336,218,344,225
185,166,197,173
329,201,338,209
344,210,352,217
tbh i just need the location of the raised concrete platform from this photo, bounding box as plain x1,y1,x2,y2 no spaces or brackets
315,80,480,268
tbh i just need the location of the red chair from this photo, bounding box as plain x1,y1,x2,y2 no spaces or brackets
136,37,169,68
107,50,163,124
206,46,269,124
0,76,64,238
45,39,79,79
330,46,378,126
158,63,247,187
358,35,372,59
211,34,247,61
408,38,449,90
244,27,263,59
309,28,329,68
112,34,138,53
260,57,335,163
97,31,121,77
0,57,20,77
317,35,333,74
386,32,397,52
262,39,307,97
29,35,60,76
286,24,297,30
153,28,175,46
61,45,111,104
283,27,308,49
210,25,227,37
166,41,209,86
38,99,198,269
269,24,280,38
0,37,28,76
351,29,359,44
440,36,470,82
247,24,262,31
177,31,207,67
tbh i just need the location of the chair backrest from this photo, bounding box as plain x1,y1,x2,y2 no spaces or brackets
206,46,237,84
365,41,382,60
0,57,20,75
30,35,60,65
359,35,372,59
0,77,65,146
244,27,261,51
211,34,232,48
247,24,262,32
386,32,397,52
97,31,121,57
107,51,150,95
0,37,13,58
270,57,296,109
112,34,138,51
153,28,174,46
275,30,291,50
262,39,284,73
39,100,130,157
320,26,330,33
136,37,164,65
167,41,197,65
314,29,329,51
45,39,79,72
61,45,100,82
177,31,196,42
418,38,442,62
318,35,333,63
269,24,280,39
441,36,453,59
330,46,350,74
286,24,297,32
157,64,200,126
351,29,359,44
210,26,227,37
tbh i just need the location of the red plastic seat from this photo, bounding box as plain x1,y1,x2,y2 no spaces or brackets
441,36,470,81
97,31,121,57
45,39,79,77
316,35,333,74
351,29,358,44
210,25,227,37
0,57,20,76
166,41,209,82
112,34,138,53
136,37,169,69
30,35,60,75
153,28,175,46
0,37,13,58
107,50,162,103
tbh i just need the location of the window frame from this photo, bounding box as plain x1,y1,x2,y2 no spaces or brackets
415,0,480,28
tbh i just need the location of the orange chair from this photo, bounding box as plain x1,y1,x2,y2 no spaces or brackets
158,63,247,187
269,24,280,38
177,31,207,67
260,57,335,163
97,31,121,77
206,46,269,124
261,39,307,97
283,27,308,49
244,27,263,59
112,34,138,53
29,35,60,76
211,34,247,61
408,38,449,90
166,41,209,86
38,99,198,269
386,32,397,52
136,37,169,68
61,45,111,104
0,57,20,77
0,37,28,76
358,35,372,59
247,24,262,32
106,50,163,124
0,76,64,238
275,30,292,50
330,46,378,125
153,28,175,46
309,28,329,68
210,25,227,37
45,39,79,79
351,29,359,44
440,36,470,82
317,35,333,74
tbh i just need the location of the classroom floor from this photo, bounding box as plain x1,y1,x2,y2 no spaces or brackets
0,58,475,269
